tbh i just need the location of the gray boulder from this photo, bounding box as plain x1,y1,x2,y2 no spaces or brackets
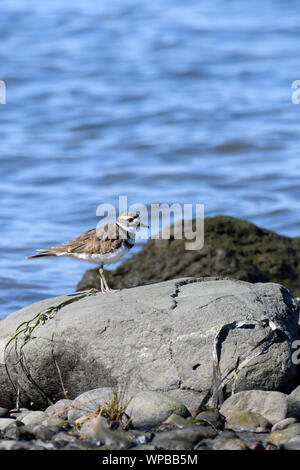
0,278,298,411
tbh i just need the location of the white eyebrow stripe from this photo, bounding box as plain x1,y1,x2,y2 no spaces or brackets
117,221,136,233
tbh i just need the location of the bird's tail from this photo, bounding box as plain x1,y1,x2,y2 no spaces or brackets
27,252,57,259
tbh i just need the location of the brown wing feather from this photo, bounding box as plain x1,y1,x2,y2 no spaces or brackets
35,223,127,256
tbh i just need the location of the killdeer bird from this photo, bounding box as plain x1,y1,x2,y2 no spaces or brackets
27,211,148,293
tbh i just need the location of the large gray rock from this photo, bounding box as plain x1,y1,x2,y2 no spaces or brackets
0,278,298,411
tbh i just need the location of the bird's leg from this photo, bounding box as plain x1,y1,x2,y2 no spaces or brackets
99,267,120,294
99,267,106,293
100,275,105,294
102,270,120,293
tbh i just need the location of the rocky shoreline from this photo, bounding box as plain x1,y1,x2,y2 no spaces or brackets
0,275,300,450
1,386,300,450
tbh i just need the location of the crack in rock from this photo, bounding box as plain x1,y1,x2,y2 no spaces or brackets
170,278,200,310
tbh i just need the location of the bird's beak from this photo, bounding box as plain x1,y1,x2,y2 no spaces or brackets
139,222,149,228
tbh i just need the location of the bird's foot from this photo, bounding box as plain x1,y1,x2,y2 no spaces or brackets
100,282,120,294
101,287,120,294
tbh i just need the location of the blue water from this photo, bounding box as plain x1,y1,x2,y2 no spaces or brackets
1,0,300,318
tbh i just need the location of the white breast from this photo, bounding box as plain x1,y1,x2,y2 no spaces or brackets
64,243,130,266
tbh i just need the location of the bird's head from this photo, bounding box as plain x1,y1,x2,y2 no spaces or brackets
117,211,149,233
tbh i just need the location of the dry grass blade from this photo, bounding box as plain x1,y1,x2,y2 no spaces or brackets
98,389,123,420
70,388,133,432
4,289,98,409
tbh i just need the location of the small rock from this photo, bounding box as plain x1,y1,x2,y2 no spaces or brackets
220,390,300,425
52,441,69,450
33,440,55,450
225,410,271,433
79,416,133,449
290,386,300,402
281,435,300,450
10,407,28,412
134,444,157,450
9,442,32,450
62,441,101,450
0,440,19,450
45,399,72,420
68,388,114,422
152,438,193,450
14,410,32,421
79,415,108,437
163,414,188,428
236,431,270,447
17,410,46,426
265,443,278,450
3,420,24,439
9,421,64,442
248,441,265,451
40,416,66,428
195,440,214,450
15,424,37,441
9,407,29,418
125,391,190,428
195,409,224,429
30,443,51,450
212,437,248,450
0,418,16,432
0,408,10,418
52,431,81,449
267,423,300,445
52,431,80,443
217,430,237,439
271,418,297,432
32,424,63,441
152,424,217,448
127,430,153,445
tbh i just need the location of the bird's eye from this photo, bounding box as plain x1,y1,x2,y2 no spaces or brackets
128,217,134,223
